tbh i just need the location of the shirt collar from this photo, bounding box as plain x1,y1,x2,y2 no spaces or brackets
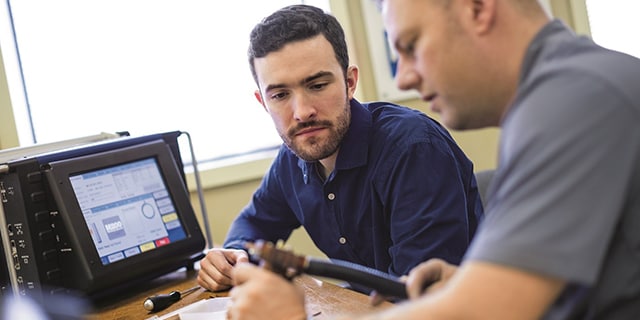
501,19,574,124
519,19,573,86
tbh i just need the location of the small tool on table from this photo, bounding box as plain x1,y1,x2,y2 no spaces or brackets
143,285,201,312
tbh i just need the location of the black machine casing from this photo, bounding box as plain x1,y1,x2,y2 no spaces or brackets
0,131,206,302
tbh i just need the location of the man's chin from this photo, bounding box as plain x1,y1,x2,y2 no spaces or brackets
289,147,321,162
439,113,466,131
293,146,337,162
441,116,486,131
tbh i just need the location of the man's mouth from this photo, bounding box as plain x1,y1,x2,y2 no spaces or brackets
422,93,437,102
295,126,325,136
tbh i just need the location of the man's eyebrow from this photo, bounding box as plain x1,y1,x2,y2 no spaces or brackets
301,71,334,85
264,83,287,93
263,71,335,93
392,33,409,53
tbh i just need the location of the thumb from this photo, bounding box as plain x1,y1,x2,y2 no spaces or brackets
235,251,250,263
368,290,387,306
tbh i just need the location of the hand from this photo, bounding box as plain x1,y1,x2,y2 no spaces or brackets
368,275,407,306
227,263,306,320
197,248,249,291
405,258,458,298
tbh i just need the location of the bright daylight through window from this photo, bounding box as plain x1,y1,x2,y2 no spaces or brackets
1,1,329,165
585,0,640,59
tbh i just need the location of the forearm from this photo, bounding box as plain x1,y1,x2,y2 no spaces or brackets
342,261,565,320
223,213,293,249
336,293,456,320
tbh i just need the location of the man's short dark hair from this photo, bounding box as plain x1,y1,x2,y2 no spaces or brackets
248,4,349,86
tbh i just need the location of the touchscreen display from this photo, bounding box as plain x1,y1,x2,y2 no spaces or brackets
69,157,188,265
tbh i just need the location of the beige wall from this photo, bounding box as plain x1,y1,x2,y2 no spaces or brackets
550,0,590,35
0,45,20,150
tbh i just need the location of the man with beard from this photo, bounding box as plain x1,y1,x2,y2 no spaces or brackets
197,4,482,295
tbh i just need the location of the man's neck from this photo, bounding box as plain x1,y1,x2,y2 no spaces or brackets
318,152,338,180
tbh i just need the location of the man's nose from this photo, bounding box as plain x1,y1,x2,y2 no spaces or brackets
395,58,420,91
292,93,317,122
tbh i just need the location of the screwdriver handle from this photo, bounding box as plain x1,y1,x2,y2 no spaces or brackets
143,290,181,312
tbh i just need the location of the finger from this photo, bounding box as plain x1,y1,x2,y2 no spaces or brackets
368,290,387,306
225,295,235,320
213,252,238,278
236,251,249,263
198,251,237,290
232,262,260,286
228,280,256,319
204,249,252,290
197,268,232,292
225,249,249,264
405,259,445,298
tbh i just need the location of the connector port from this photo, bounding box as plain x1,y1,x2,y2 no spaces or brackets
10,239,20,270
0,182,7,203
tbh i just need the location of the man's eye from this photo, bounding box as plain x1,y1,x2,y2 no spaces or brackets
310,82,327,91
401,43,414,55
398,38,416,55
271,92,288,100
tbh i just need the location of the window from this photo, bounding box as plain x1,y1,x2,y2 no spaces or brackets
1,0,330,165
584,0,640,59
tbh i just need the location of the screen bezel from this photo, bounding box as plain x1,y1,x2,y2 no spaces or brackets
44,139,205,295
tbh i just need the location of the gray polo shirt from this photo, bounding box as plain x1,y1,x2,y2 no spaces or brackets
465,20,640,319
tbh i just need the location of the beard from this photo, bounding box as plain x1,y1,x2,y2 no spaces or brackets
281,99,351,162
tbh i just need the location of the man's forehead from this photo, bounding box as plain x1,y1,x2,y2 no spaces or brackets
254,56,340,92
381,0,443,33
380,0,415,38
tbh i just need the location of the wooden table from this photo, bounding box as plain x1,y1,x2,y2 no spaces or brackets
86,268,393,319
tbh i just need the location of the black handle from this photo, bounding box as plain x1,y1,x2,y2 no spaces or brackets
306,258,408,299
143,290,181,312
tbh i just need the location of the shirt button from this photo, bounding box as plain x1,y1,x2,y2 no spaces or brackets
339,237,346,244
327,193,335,200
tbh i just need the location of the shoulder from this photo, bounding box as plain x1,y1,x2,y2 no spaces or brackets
519,36,640,119
506,41,640,147
363,101,454,146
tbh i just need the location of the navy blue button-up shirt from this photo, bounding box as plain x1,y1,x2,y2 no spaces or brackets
225,99,483,278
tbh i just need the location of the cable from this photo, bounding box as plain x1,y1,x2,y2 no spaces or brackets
305,258,408,299
180,131,213,249
246,240,410,300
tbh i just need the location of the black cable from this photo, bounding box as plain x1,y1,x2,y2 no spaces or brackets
305,258,408,299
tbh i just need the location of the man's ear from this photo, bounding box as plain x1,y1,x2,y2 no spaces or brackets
254,90,268,112
346,65,359,100
470,0,496,35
